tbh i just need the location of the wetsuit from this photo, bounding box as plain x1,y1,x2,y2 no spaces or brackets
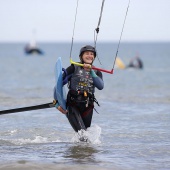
54,63,104,132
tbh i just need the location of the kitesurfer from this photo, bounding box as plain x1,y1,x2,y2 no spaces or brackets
54,45,104,139
126,56,143,69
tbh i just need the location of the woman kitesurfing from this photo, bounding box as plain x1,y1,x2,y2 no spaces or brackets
54,45,104,141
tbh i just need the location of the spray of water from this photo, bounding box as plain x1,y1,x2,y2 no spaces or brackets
71,124,102,144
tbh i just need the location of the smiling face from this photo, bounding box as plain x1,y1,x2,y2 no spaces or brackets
81,51,95,64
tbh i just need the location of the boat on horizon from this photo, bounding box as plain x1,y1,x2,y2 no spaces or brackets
24,29,44,55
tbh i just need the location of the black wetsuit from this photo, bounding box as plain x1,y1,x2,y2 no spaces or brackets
61,64,104,132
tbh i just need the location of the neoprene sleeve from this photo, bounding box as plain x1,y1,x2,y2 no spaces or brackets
90,70,104,90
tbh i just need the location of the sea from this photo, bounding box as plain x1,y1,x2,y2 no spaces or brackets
0,42,170,170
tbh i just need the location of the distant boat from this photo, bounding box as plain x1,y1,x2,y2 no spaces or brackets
25,43,43,55
25,29,44,55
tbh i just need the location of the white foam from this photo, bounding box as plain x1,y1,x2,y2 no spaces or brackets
13,135,61,145
13,136,47,145
10,129,17,134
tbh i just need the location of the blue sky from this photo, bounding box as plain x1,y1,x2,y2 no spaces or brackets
0,0,170,42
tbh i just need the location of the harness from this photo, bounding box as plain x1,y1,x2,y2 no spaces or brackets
64,65,100,108
68,65,94,93
68,90,99,108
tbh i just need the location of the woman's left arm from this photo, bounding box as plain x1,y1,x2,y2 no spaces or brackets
90,70,104,90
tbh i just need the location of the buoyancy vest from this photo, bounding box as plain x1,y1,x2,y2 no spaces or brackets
68,65,95,94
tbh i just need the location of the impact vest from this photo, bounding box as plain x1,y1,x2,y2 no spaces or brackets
68,65,95,94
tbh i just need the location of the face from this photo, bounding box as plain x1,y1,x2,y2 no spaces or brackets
81,51,95,64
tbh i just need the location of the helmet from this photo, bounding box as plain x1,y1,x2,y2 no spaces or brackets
79,45,96,57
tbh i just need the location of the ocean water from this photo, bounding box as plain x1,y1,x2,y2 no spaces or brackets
0,42,170,170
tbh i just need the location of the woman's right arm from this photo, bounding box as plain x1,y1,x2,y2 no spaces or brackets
62,64,75,85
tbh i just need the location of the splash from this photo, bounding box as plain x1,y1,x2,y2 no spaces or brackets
71,124,101,144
